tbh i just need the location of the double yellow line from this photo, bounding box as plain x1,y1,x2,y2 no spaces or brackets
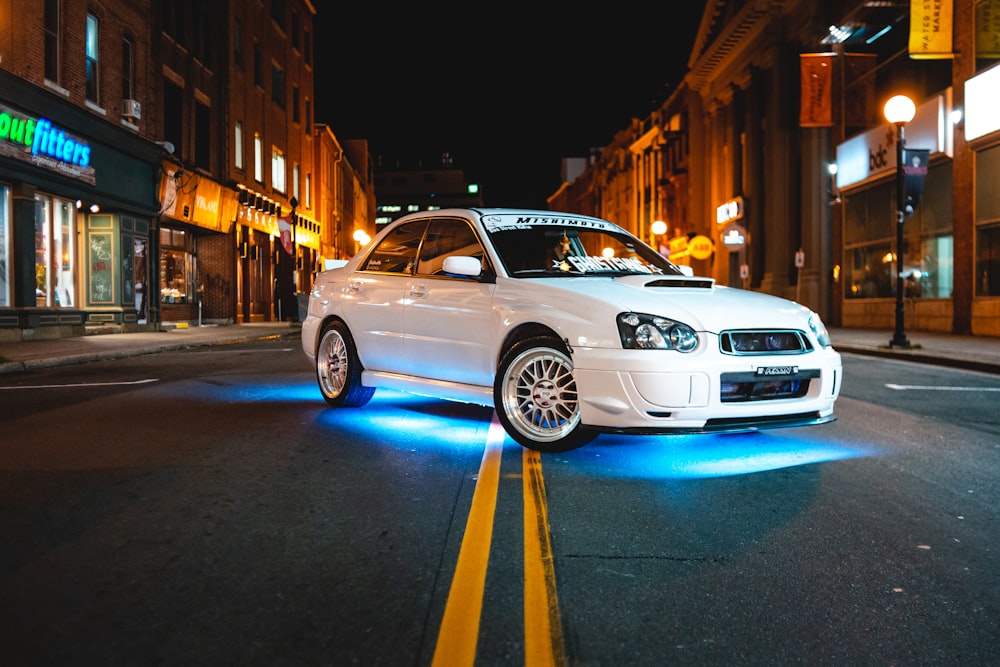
431,415,566,666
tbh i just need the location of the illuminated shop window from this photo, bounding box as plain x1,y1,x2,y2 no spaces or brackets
0,185,9,307
160,228,195,304
975,144,1000,296
33,194,75,307
843,162,953,299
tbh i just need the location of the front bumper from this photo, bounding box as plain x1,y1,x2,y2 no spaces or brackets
572,345,842,433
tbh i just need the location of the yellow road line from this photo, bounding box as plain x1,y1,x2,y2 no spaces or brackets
523,448,566,666
431,416,506,667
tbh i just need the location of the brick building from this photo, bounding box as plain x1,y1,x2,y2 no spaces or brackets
1,0,369,338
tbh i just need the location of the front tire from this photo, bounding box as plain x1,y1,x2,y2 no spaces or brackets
315,321,374,407
494,336,594,451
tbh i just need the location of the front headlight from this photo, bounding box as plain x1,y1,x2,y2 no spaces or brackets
808,311,832,348
617,313,699,352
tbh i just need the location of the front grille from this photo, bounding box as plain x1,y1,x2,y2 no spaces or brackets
719,368,820,402
720,329,812,355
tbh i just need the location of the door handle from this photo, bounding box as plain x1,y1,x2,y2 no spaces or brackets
409,284,427,298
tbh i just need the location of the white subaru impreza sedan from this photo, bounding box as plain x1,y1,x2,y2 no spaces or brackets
302,208,841,451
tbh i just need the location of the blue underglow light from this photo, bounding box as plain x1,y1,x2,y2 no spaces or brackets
551,430,876,480
314,390,495,452
212,378,871,477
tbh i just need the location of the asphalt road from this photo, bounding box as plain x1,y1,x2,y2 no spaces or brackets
1,341,998,666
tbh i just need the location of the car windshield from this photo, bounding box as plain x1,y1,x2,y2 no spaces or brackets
483,213,685,277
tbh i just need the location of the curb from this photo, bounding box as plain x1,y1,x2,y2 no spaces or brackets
834,344,1000,376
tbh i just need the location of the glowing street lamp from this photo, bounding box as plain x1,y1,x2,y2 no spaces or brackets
883,94,916,348
651,220,667,256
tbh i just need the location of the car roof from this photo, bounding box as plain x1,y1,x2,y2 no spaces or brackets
392,207,616,227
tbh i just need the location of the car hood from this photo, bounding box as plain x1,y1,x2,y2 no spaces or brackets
519,274,813,333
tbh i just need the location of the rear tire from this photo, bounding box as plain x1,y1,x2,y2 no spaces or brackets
316,321,374,407
494,336,594,451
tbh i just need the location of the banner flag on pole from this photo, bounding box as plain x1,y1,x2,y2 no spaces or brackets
976,0,1000,58
278,216,294,255
909,0,954,59
799,54,834,127
903,148,930,211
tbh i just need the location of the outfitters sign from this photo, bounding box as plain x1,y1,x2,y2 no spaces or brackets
0,102,96,185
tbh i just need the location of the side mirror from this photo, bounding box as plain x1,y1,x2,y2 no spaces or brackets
442,255,482,277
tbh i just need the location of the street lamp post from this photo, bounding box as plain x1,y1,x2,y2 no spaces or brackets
883,94,916,349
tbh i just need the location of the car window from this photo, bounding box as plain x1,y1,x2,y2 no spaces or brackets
416,218,487,277
360,220,428,274
489,225,681,277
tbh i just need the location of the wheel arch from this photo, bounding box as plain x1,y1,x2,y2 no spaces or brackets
497,322,569,367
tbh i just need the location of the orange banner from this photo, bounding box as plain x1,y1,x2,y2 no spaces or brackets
800,54,833,128
909,0,954,60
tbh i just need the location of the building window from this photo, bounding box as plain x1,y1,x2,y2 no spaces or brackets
254,133,264,183
305,98,312,133
44,0,60,83
844,162,953,300
33,194,76,308
121,37,134,101
976,143,1000,296
272,148,286,193
293,164,300,202
235,122,244,170
253,43,263,88
304,29,312,67
160,228,195,304
305,173,311,209
271,0,285,28
164,80,183,159
977,224,1000,296
193,6,212,68
291,12,301,51
85,13,99,103
161,1,179,41
234,18,243,69
195,101,210,170
292,84,300,123
271,62,285,108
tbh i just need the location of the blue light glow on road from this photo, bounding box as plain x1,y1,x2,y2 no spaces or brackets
552,430,876,479
234,383,873,478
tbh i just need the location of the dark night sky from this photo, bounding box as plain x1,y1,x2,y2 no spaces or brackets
313,6,708,209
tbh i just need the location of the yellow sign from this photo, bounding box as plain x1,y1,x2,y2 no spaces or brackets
669,236,688,255
909,0,954,59
689,235,714,260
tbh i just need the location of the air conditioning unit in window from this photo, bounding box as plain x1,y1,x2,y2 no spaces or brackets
122,99,141,120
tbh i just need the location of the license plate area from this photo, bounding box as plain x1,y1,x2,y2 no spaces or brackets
719,368,819,402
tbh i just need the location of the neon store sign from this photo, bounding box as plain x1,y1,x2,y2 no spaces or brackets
0,102,96,185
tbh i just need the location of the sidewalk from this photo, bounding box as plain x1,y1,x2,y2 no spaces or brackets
0,322,301,375
828,327,1000,375
0,323,999,376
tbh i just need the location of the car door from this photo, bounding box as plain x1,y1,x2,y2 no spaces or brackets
340,219,427,375
402,217,497,386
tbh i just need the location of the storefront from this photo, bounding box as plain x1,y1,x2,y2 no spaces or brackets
0,70,161,340
965,63,1000,335
834,91,957,332
157,163,239,325
233,188,320,323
